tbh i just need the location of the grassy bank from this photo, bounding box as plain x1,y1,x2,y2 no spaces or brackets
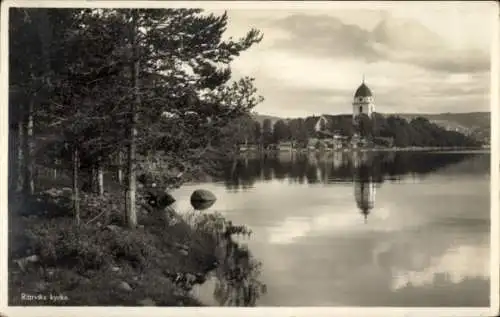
8,185,265,306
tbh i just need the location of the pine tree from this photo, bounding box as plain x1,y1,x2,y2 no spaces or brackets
9,8,265,228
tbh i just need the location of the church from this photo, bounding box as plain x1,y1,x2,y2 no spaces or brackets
313,77,375,136
352,76,375,124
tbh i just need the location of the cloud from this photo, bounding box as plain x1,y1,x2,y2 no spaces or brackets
170,169,490,306
223,8,492,116
390,245,489,291
231,48,490,116
271,14,381,62
269,13,491,74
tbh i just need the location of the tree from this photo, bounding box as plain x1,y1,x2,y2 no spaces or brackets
253,121,262,145
218,114,257,150
272,119,289,143
371,113,387,138
373,115,479,148
262,119,273,147
9,8,57,195
107,9,263,227
9,8,93,224
337,117,354,137
357,114,373,138
10,8,265,228
295,118,309,147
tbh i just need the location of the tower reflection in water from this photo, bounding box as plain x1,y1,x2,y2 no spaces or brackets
225,150,478,223
352,151,380,223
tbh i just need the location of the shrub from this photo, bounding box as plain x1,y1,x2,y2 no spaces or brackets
9,189,266,306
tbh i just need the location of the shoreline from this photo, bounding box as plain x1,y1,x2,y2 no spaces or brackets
238,146,490,155
8,187,263,306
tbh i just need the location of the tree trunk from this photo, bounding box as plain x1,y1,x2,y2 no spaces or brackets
91,165,97,193
117,150,123,185
125,9,139,229
16,121,24,192
97,161,104,197
23,98,35,195
52,158,58,180
230,159,238,178
72,146,80,225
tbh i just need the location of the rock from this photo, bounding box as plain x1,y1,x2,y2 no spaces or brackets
61,187,73,196
179,249,189,256
78,277,91,285
46,268,56,277
194,273,206,284
174,243,189,251
104,224,120,232
185,273,197,284
117,281,133,292
34,281,48,292
14,255,40,272
191,199,216,211
138,298,156,306
190,189,216,210
26,255,40,263
111,266,120,272
190,189,216,202
146,189,176,209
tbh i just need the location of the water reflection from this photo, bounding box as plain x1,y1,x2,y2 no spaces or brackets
212,234,267,306
187,211,266,306
178,150,490,306
222,151,486,220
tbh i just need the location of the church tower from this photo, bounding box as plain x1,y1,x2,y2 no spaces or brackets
352,76,375,124
353,151,376,223
354,179,376,223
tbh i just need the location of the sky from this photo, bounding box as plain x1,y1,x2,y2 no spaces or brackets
210,2,496,118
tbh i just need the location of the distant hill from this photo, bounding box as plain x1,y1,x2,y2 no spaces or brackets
250,112,284,126
251,112,490,143
395,112,490,143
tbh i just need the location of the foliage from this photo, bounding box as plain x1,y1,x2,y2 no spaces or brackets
8,7,267,306
226,113,481,148
9,7,265,221
374,114,480,147
272,119,290,143
288,118,309,147
9,189,266,306
356,114,373,138
261,119,273,147
182,211,266,306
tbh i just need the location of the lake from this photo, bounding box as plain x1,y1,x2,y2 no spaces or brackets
172,150,491,307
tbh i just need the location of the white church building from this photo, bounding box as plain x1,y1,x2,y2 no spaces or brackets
352,77,375,123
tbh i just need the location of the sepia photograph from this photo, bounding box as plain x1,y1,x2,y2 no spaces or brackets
0,1,498,316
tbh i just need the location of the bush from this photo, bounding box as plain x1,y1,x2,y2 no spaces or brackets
9,189,266,306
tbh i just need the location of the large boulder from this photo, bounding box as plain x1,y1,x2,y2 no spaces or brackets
191,200,216,211
145,189,176,209
190,189,216,202
190,189,216,211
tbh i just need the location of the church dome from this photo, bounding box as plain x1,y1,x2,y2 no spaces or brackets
354,82,372,98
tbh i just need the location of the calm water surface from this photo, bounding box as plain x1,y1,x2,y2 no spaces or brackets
172,151,490,307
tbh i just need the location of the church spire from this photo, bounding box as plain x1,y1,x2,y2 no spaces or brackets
362,73,365,84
